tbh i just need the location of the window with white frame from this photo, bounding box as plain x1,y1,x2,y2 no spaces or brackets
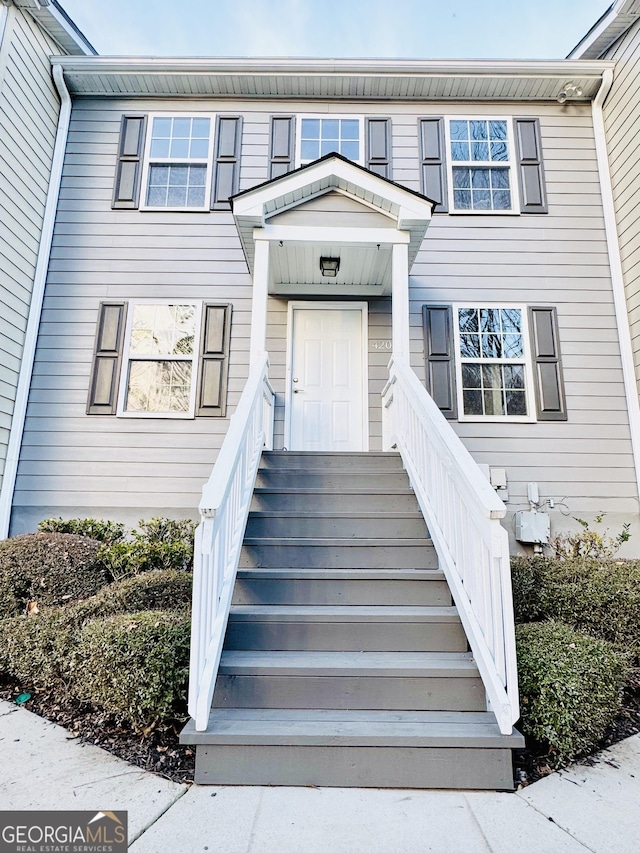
447,119,515,212
142,116,214,209
298,117,363,165
454,306,534,420
118,303,201,417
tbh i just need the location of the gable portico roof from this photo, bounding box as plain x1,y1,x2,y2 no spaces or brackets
231,153,434,277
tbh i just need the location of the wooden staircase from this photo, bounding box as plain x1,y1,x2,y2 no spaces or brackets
181,451,523,789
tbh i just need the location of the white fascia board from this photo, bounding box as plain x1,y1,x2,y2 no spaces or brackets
51,55,611,77
255,225,410,245
569,0,640,58
43,2,97,55
21,1,97,55
233,158,432,225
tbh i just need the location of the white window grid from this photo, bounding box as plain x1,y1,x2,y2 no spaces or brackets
117,300,203,418
139,113,216,211
296,115,365,166
444,117,519,214
452,303,536,423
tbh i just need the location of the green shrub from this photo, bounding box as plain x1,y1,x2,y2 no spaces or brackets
0,533,110,618
0,611,74,687
511,556,640,659
38,517,126,545
0,570,192,690
70,569,193,622
98,539,194,580
94,516,197,580
134,517,197,546
549,514,631,559
75,611,191,731
516,620,628,767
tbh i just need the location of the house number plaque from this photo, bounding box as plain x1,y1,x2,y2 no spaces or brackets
371,340,392,350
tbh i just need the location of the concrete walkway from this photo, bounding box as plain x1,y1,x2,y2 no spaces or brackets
0,699,637,852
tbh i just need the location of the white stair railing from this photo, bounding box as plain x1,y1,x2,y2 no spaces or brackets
382,356,519,735
188,354,274,731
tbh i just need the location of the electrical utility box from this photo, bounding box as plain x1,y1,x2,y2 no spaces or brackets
515,510,550,544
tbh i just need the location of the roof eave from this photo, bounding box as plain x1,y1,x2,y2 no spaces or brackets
49,56,614,101
15,0,97,55
569,0,640,59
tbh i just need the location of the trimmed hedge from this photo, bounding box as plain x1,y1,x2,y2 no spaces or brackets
38,517,126,545
0,570,193,691
99,539,194,580
0,533,110,619
97,517,197,580
516,620,628,767
35,516,197,581
75,611,191,731
511,556,640,659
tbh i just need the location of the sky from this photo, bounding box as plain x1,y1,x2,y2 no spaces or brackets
58,0,612,60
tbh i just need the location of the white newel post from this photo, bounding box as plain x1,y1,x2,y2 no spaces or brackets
391,242,410,360
250,237,270,364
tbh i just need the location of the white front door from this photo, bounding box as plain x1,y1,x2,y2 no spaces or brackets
288,304,367,451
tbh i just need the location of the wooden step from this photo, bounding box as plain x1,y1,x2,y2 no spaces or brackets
240,538,438,569
224,604,466,651
233,568,452,606
183,708,524,748
255,471,412,490
212,650,485,711
182,708,522,788
260,451,405,471
245,511,429,539
251,489,419,512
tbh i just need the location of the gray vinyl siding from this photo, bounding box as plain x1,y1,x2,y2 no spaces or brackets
10,97,638,537
0,6,61,487
601,17,640,399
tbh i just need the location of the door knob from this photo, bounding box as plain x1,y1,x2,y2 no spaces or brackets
293,377,299,383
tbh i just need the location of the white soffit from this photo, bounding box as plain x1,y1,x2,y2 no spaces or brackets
13,0,96,55
569,0,640,59
51,57,611,100
231,155,433,276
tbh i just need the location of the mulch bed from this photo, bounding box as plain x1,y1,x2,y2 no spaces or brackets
0,680,195,785
2,671,639,789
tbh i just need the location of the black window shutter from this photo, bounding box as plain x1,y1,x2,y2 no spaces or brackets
419,118,448,213
196,304,232,417
87,302,127,414
112,115,147,209
529,306,566,420
366,118,391,178
211,117,243,209
515,118,548,214
269,116,295,179
423,305,457,418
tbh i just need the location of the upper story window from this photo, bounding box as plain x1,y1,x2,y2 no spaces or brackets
447,119,515,213
141,115,214,210
453,305,535,422
298,117,363,165
419,116,546,215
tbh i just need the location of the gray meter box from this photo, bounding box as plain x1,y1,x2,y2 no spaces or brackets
515,510,550,544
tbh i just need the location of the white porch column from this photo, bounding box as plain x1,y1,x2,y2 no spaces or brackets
249,237,270,364
391,242,410,361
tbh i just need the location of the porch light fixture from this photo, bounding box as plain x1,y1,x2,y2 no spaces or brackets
556,82,583,104
320,257,340,277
